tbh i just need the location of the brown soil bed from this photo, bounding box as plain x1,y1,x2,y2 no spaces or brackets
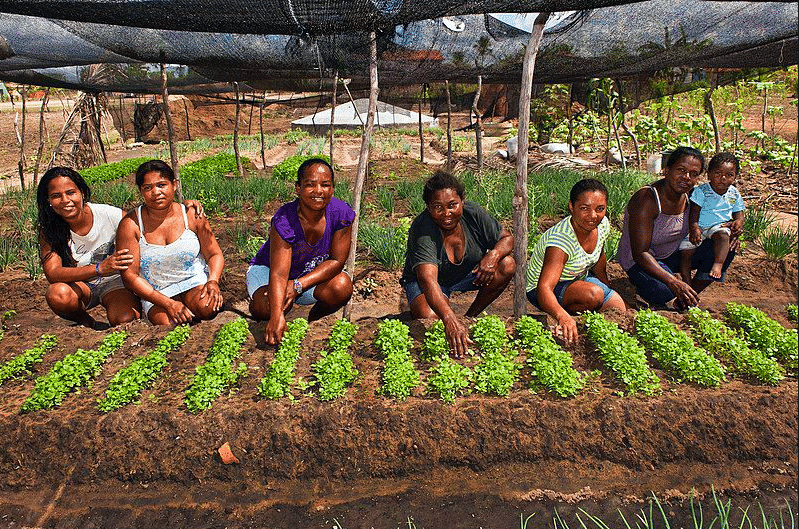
0,246,796,527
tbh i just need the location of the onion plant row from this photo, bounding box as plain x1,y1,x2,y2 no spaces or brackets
0,334,58,387
686,308,783,385
374,319,420,400
21,331,127,413
725,302,798,373
516,316,584,398
97,325,190,412
583,312,661,396
258,318,309,400
184,318,249,413
312,319,359,401
634,310,725,387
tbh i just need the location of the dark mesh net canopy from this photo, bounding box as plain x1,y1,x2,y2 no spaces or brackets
0,1,795,93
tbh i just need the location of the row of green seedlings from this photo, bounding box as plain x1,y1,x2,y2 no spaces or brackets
420,316,525,403
97,325,191,412
787,304,798,322
20,331,128,412
0,334,58,387
516,316,584,398
374,319,421,400
310,319,359,401
686,308,783,385
184,318,249,413
258,318,309,400
583,312,662,396
725,302,798,374
634,309,726,387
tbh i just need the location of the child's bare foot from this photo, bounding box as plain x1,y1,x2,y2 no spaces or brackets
710,263,723,279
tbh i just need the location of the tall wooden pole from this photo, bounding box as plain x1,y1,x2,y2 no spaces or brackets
33,87,51,186
330,70,338,163
513,12,549,317
160,59,182,200
445,80,453,170
233,82,245,177
16,86,27,189
260,91,267,171
343,31,379,321
472,75,483,171
418,84,425,163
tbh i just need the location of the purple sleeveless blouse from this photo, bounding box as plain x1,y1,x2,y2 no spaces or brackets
617,186,689,271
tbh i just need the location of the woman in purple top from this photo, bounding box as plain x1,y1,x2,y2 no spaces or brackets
617,146,737,309
248,158,355,344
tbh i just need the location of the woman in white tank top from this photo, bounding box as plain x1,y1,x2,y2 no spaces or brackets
36,167,140,328
116,160,224,325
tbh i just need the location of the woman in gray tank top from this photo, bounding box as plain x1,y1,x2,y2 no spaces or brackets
617,146,738,309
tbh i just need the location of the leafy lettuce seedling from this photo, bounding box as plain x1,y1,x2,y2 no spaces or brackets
0,334,58,387
375,319,420,400
184,318,249,412
635,310,725,387
687,308,783,385
516,316,583,398
258,318,309,400
21,331,127,412
98,325,190,412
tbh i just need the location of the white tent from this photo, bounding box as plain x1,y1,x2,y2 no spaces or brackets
292,98,437,133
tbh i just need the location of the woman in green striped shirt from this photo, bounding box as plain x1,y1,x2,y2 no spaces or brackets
526,179,627,343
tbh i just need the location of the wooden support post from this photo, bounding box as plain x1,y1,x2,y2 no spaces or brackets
233,82,245,177
330,70,338,163
260,91,267,171
183,99,192,141
472,75,483,171
513,12,549,317
567,84,574,154
33,87,51,186
343,31,379,321
94,94,108,164
418,84,424,163
160,61,182,200
16,85,27,189
248,91,255,136
445,80,453,170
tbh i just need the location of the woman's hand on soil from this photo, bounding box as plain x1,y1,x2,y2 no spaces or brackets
166,299,195,324
443,316,473,358
667,276,699,307
552,313,578,345
199,280,223,310
264,314,287,345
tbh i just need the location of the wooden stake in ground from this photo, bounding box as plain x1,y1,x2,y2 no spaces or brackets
418,84,425,163
330,70,338,164
445,80,453,171
93,94,107,164
233,82,245,178
183,99,192,141
14,85,27,189
513,12,549,317
260,91,267,170
33,87,51,186
160,60,182,200
704,73,720,154
343,32,379,321
472,75,483,171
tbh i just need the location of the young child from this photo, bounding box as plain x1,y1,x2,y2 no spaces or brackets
679,152,745,281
